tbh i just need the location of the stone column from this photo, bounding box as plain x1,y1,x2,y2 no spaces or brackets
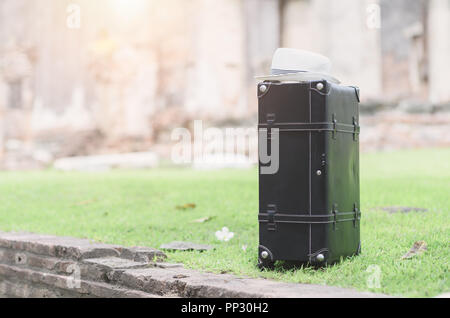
428,0,450,103
243,0,281,114
281,0,382,100
184,0,247,120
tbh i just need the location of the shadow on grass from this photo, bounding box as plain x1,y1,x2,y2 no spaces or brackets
259,256,358,273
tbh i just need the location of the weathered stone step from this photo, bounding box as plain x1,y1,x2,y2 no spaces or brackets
0,246,182,288
0,278,83,298
104,266,388,298
0,264,163,298
0,231,389,298
0,231,166,261
0,247,78,275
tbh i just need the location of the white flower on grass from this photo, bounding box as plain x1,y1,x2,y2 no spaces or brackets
215,227,234,242
241,245,248,252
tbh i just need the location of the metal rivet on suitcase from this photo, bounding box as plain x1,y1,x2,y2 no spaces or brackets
261,251,269,259
259,85,268,93
316,170,322,176
316,83,324,90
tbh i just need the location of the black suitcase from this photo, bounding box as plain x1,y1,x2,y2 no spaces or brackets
257,80,361,268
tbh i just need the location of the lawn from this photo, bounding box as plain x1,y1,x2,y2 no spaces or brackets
0,148,449,297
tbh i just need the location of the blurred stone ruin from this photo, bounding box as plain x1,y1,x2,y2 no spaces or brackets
0,0,448,170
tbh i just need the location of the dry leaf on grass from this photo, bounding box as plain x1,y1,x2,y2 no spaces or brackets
401,241,428,260
191,216,215,223
176,203,196,210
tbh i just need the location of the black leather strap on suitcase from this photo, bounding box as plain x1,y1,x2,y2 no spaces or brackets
258,211,361,225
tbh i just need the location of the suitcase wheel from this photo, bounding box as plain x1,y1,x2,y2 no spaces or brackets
258,258,275,270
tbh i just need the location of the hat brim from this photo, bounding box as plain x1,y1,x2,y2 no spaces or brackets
255,72,340,84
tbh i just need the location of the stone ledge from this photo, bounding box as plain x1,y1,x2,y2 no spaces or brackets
0,232,389,298
0,279,81,298
0,231,166,261
0,264,161,298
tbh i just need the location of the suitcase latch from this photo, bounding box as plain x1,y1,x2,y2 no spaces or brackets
332,203,338,231
266,113,276,124
332,114,337,140
353,203,360,228
321,153,326,167
352,117,359,141
267,204,277,231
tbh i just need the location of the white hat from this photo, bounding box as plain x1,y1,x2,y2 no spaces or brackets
256,48,340,84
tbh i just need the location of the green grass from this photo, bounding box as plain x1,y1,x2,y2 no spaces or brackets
0,148,449,297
